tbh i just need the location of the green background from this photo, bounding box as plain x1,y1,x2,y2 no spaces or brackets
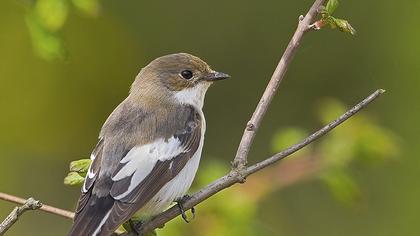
0,0,419,235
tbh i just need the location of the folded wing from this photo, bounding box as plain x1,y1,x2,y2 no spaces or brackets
69,105,202,236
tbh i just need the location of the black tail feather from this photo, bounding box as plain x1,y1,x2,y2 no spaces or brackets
68,195,115,236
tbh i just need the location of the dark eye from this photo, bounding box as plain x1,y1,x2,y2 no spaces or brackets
180,70,193,80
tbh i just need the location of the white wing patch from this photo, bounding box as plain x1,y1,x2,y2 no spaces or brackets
82,153,97,193
81,138,104,193
111,137,184,200
139,117,206,216
140,145,203,216
87,154,96,178
82,181,88,193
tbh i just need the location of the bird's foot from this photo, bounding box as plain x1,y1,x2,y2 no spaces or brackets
176,194,195,223
123,219,158,236
123,219,142,235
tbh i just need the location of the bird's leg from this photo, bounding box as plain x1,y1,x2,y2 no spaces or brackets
122,219,142,235
175,194,196,223
132,219,141,235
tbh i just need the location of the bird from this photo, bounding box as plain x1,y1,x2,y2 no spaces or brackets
68,53,230,236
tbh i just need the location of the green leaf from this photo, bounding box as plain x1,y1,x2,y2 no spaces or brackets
318,6,329,18
332,18,357,35
64,172,85,186
326,0,339,15
64,159,91,186
69,159,91,175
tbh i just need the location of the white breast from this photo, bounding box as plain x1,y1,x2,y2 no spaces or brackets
139,113,206,216
173,82,211,109
115,83,210,217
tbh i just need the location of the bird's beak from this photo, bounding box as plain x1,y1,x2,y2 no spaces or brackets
203,71,230,81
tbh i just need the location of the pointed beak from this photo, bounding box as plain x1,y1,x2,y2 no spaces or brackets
203,71,230,81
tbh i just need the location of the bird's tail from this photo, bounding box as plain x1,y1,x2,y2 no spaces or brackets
68,194,115,236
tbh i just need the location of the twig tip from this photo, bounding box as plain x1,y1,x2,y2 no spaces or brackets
299,15,304,21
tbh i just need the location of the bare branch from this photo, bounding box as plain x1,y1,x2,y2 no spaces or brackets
244,89,386,176
0,197,42,235
0,192,74,220
130,89,385,235
232,0,326,170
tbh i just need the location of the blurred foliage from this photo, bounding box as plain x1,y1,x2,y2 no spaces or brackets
271,99,399,205
23,0,100,60
23,0,358,61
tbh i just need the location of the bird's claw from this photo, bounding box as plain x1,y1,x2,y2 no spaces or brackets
176,195,195,223
129,219,141,235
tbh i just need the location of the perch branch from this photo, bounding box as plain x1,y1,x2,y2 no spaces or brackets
130,89,385,235
0,192,74,219
0,197,42,235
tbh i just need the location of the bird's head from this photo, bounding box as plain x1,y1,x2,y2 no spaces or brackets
130,53,230,108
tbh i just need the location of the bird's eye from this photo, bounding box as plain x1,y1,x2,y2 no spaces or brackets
180,70,193,80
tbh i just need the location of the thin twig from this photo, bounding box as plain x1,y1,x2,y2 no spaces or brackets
129,89,385,235
244,89,386,175
0,197,42,235
0,192,74,219
232,0,326,170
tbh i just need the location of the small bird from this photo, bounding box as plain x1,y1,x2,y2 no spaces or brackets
68,53,229,236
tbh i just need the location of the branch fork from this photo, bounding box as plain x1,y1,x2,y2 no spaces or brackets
0,197,42,235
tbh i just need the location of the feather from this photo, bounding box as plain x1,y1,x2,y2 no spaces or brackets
68,104,203,236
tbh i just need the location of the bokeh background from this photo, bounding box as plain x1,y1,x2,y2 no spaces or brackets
0,0,419,235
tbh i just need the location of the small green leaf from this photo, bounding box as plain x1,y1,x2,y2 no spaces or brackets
326,16,337,29
326,0,339,15
318,6,329,17
64,172,85,186
332,18,357,35
69,159,91,175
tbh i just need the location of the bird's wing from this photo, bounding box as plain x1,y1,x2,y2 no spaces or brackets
69,105,202,236
101,110,202,233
